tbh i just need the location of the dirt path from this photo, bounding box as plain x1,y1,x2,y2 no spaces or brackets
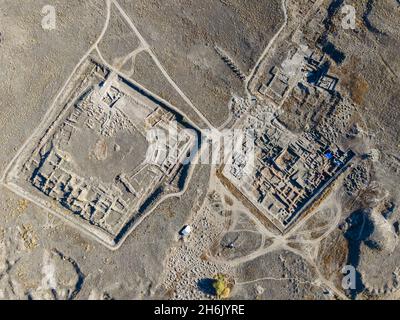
110,0,214,130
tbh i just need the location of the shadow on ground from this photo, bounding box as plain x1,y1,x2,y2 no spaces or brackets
197,278,216,296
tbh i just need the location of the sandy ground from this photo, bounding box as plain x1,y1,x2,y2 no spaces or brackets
1,0,400,301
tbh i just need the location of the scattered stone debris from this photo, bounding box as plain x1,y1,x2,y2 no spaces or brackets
19,224,38,250
1,0,400,301
344,164,370,196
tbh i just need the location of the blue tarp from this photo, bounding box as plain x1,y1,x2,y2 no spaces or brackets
324,152,333,160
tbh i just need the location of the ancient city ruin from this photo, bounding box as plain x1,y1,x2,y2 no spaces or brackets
1,0,400,302
3,57,197,249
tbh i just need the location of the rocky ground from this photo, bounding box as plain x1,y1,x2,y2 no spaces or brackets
1,0,400,301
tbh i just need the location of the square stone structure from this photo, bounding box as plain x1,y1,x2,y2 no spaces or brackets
3,57,196,249
221,115,354,233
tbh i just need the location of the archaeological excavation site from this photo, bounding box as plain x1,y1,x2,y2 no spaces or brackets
0,0,400,305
